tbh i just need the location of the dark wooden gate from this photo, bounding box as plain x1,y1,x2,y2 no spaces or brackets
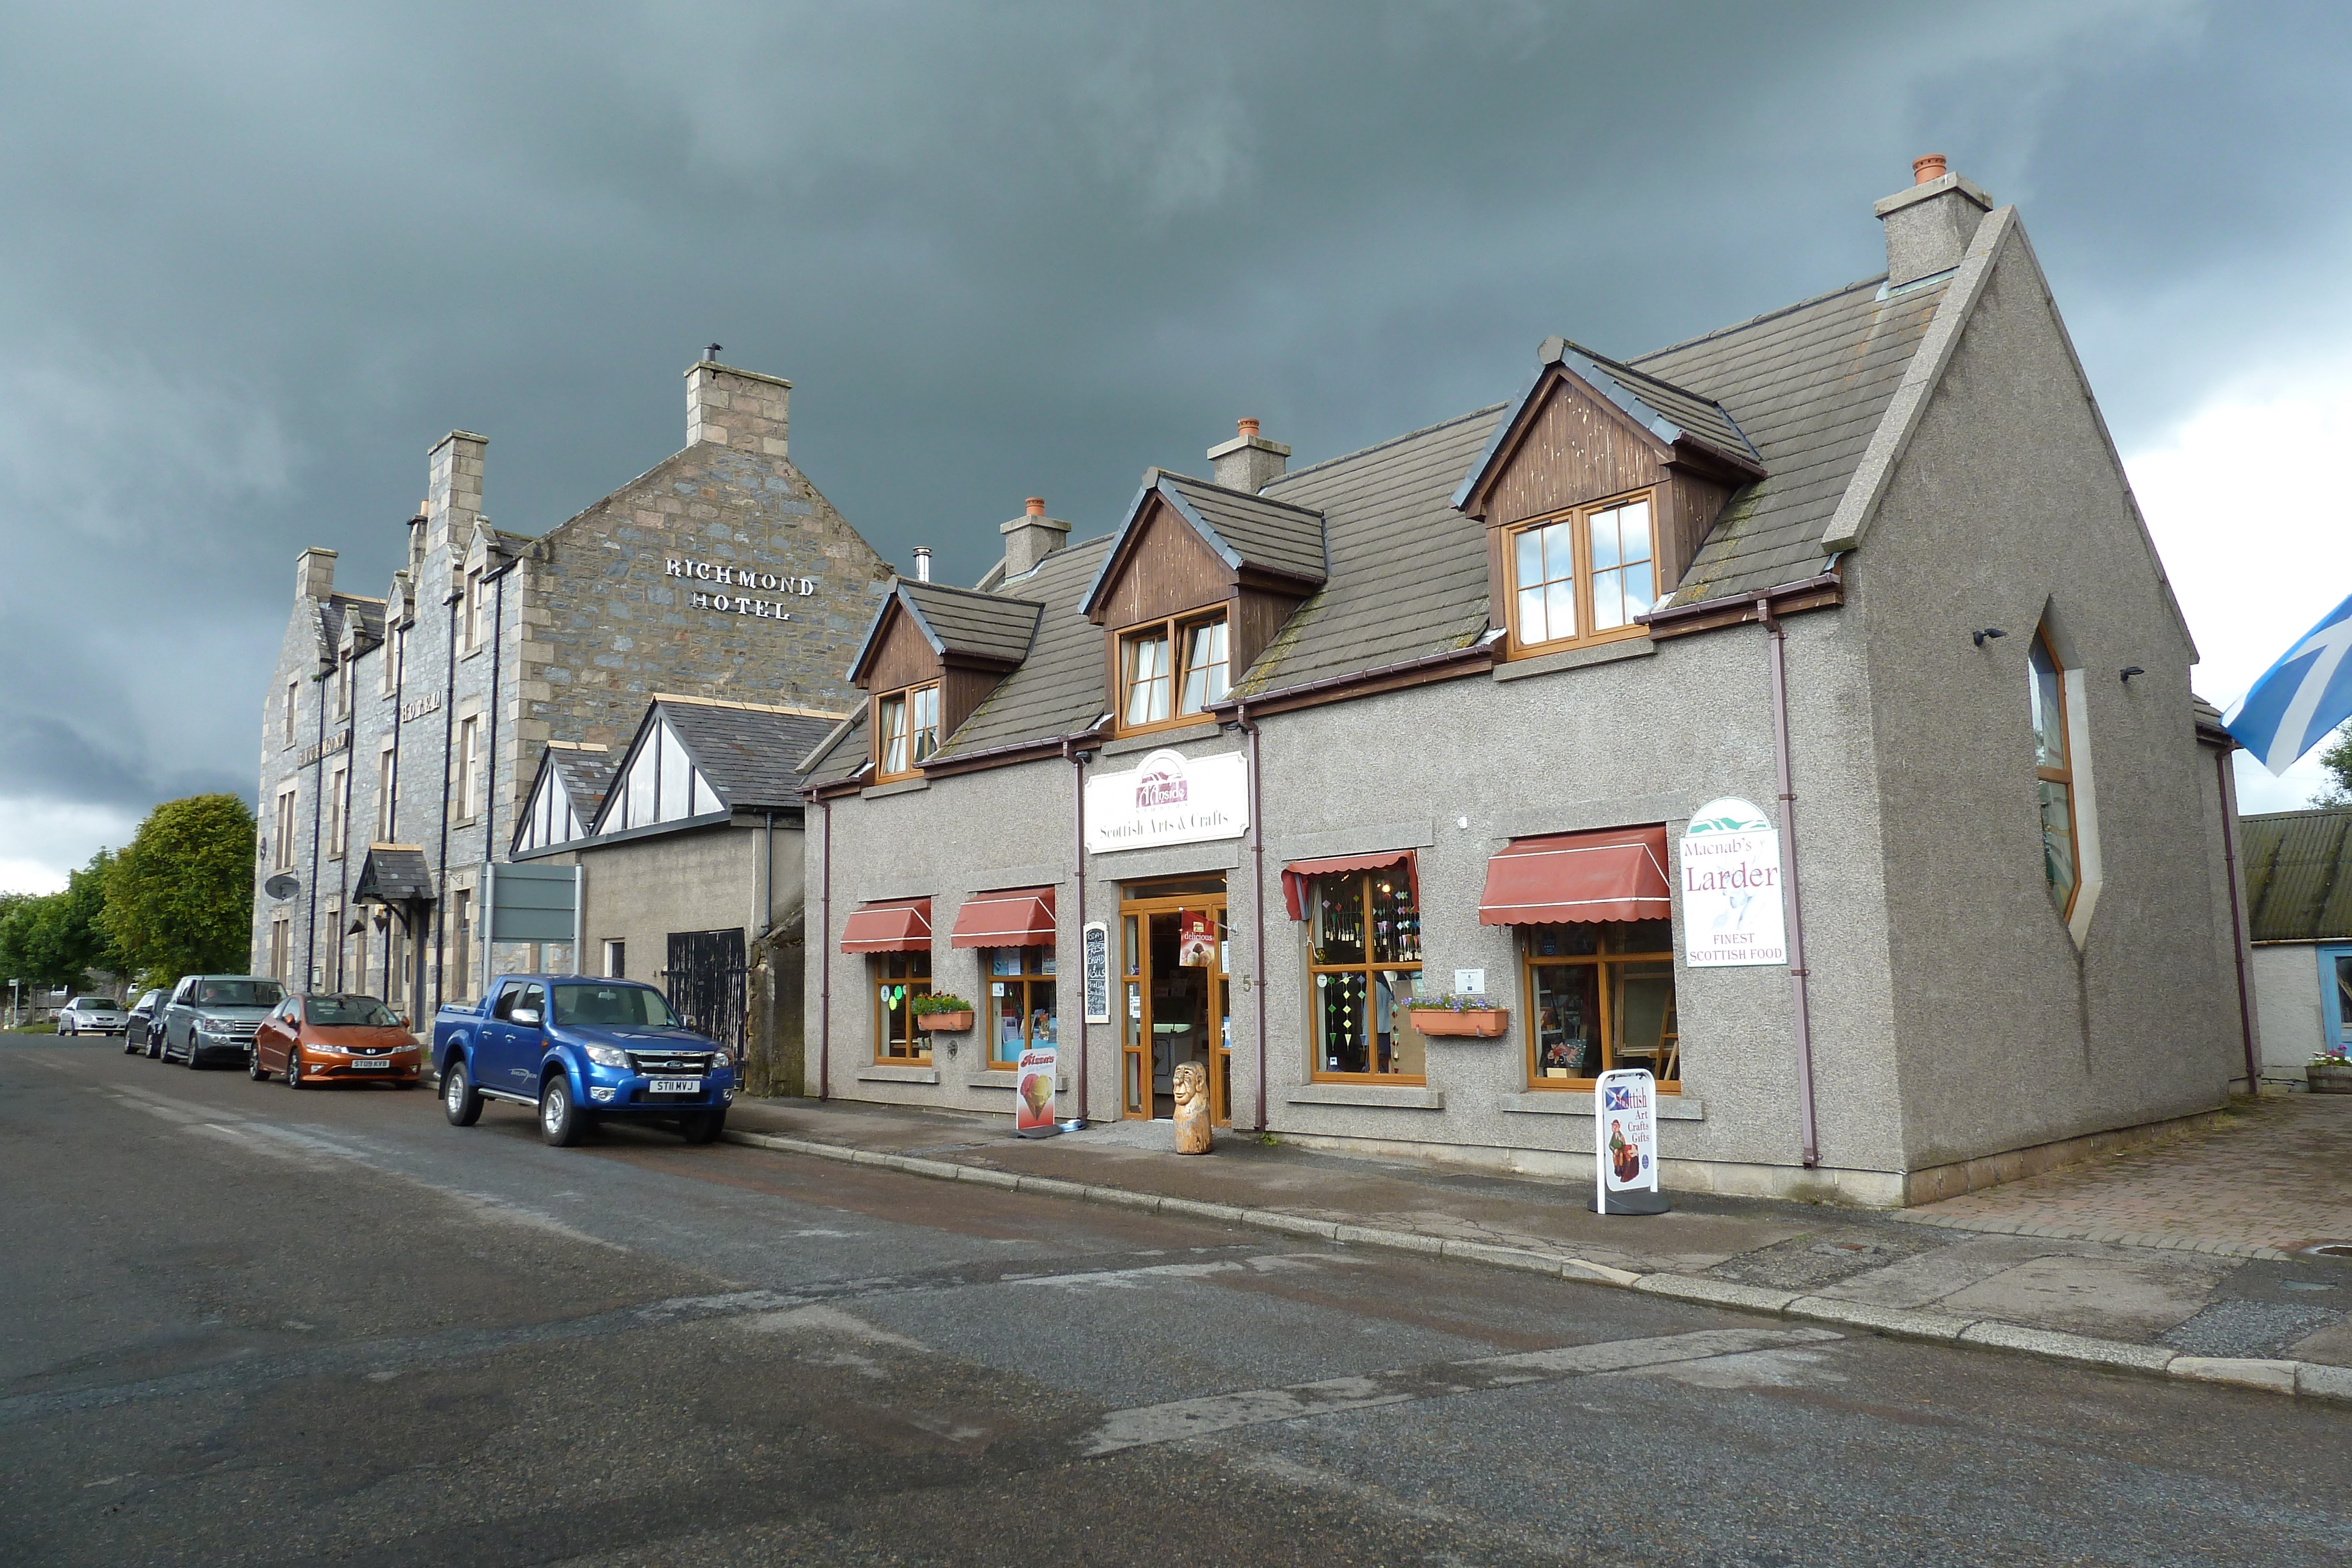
665,927,747,1058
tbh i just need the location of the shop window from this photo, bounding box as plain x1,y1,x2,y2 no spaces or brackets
1507,493,1655,655
1306,870,1425,1081
874,951,931,1062
876,682,941,781
1522,920,1678,1089
987,948,1056,1069
1118,612,1228,733
2027,627,2080,920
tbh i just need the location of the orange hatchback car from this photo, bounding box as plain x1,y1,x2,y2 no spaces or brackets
249,993,423,1089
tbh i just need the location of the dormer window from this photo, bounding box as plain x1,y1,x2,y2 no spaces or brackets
1507,493,1655,654
876,682,940,781
1119,612,1228,733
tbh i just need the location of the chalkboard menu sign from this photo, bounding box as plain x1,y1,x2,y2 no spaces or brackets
1082,920,1112,1024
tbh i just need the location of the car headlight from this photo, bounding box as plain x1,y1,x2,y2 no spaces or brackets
583,1044,630,1069
199,1020,232,1038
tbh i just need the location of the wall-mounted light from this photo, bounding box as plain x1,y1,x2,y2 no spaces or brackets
1972,627,2007,648
2120,667,2145,683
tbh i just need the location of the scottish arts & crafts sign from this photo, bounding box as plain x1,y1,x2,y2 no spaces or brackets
1594,1067,1667,1215
1677,797,1786,968
1084,748,1248,853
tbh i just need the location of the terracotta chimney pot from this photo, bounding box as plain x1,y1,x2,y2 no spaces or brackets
1912,153,1948,185
1237,417,1260,439
1025,497,1045,516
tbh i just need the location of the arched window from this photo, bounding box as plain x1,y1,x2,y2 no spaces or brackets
2028,627,2079,920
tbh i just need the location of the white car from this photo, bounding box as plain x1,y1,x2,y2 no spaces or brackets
56,995,127,1035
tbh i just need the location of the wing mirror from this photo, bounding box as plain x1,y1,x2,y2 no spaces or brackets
511,1007,543,1028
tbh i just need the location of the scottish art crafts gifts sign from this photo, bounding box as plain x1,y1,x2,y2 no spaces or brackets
1084,748,1249,853
1677,797,1787,968
1593,1068,1668,1215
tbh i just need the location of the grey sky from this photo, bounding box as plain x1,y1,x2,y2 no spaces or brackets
3,1,2347,885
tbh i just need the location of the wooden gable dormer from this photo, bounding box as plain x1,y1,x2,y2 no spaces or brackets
846,580,1044,780
1080,471,1326,735
1454,338,1765,657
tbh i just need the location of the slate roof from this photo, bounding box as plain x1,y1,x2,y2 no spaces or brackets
352,845,435,905
1157,473,1328,584
1243,409,1506,697
2239,809,2352,944
1633,275,1951,607
927,539,1118,763
812,265,1965,768
884,580,1044,670
546,746,617,820
644,697,842,810
802,708,872,789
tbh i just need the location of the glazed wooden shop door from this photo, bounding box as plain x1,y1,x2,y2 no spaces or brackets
1118,880,1231,1125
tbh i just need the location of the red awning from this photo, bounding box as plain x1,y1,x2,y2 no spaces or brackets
1478,826,1671,925
839,897,933,953
1279,851,1420,921
950,886,1058,948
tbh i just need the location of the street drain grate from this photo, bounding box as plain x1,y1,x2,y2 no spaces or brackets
2300,1242,2352,1259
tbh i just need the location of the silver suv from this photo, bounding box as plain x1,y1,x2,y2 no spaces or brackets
56,995,126,1035
159,975,286,1068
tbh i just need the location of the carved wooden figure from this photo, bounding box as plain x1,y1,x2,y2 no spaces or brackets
1172,1061,1212,1155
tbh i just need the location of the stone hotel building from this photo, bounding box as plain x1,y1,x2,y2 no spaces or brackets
252,359,891,1056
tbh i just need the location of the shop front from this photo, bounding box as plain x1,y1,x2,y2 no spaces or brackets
806,161,2250,1203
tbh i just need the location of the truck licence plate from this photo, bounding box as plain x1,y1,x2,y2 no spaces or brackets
352,1058,390,1070
649,1078,701,1094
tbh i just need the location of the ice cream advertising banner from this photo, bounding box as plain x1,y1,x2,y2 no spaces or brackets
1596,1068,1659,1198
1014,1043,1058,1134
1678,797,1787,968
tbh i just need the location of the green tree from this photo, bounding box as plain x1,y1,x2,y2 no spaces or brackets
102,794,256,985
0,852,120,991
2316,724,2352,809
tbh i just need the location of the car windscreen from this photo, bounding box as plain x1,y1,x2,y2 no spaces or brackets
69,997,117,1009
195,980,286,1008
549,984,679,1029
305,995,403,1027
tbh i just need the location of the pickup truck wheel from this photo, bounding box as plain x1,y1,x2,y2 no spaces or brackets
679,1108,726,1145
443,1059,483,1126
539,1076,587,1147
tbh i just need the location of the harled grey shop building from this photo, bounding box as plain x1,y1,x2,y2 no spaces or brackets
253,359,889,1081
803,162,2257,1205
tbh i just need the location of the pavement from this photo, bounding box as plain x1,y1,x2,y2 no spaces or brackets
14,1035,2352,1567
723,1090,2352,1393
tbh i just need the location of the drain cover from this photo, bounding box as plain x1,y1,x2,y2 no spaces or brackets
2300,1242,2352,1259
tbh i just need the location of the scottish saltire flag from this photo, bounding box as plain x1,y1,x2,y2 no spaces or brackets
2226,592,2352,775
1603,1086,1632,1110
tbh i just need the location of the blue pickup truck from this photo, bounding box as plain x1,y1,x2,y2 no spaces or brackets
435,976,736,1146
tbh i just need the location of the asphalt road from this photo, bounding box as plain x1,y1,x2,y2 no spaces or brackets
5,1036,2348,1567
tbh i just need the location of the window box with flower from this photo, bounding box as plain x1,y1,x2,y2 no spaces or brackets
1404,994,1510,1038
914,994,976,1032
2310,1047,2352,1094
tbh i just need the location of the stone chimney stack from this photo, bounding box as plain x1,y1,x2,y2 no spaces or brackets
296,546,338,600
1208,417,1289,493
686,359,791,457
1875,152,1993,289
999,496,1071,580
425,432,487,556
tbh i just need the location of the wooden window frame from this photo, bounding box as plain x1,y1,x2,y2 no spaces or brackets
984,946,1056,1071
872,680,941,783
273,786,299,871
1501,487,1659,659
462,569,484,653
873,951,933,1065
325,763,347,861
376,747,398,842
283,679,299,748
2029,626,2082,921
1519,921,1679,1092
1114,610,1230,737
1303,870,1425,1085
456,715,483,821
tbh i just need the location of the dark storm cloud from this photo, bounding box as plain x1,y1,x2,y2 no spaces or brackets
2,0,2347,877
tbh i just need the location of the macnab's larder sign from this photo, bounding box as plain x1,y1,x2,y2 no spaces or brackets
1085,748,1250,852
664,554,820,622
1677,797,1787,968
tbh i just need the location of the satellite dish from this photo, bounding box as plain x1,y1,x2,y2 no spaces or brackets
264,873,299,902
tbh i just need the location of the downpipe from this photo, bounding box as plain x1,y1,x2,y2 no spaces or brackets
1237,698,1268,1133
1064,737,1090,1124
2216,748,2259,1091
1759,595,1820,1169
817,794,831,1101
